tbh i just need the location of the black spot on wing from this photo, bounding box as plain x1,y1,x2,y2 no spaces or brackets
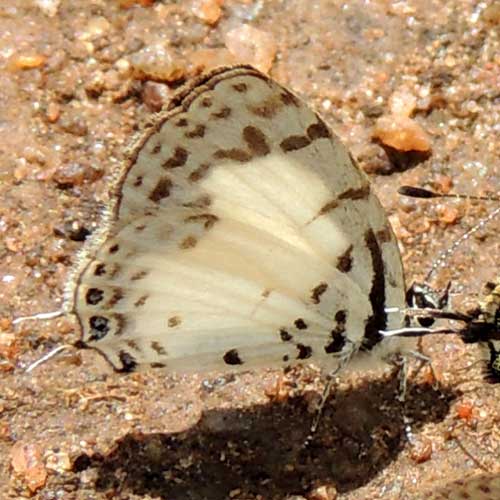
88,315,110,341
296,344,312,360
223,349,243,365
151,362,167,369
185,124,206,138
336,245,353,273
338,185,370,201
151,341,167,356
361,229,387,351
325,310,347,354
307,119,331,140
107,288,124,307
162,147,189,169
86,288,104,305
134,295,149,307
280,329,293,342
168,316,181,327
242,126,270,156
311,282,328,304
280,135,311,152
93,263,106,276
232,82,248,92
294,318,308,330
118,350,137,372
149,177,172,202
212,106,231,119
214,148,252,163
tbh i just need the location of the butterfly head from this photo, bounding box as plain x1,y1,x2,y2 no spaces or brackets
405,281,450,327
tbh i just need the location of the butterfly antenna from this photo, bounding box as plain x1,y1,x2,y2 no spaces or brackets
13,310,64,325
424,205,500,283
25,344,70,373
398,186,499,283
398,186,500,203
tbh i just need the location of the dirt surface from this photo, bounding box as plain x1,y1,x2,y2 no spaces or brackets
0,1,499,499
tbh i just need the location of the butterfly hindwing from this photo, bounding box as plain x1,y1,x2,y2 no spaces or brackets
69,66,406,372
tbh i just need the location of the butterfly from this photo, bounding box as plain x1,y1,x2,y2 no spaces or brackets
26,65,416,375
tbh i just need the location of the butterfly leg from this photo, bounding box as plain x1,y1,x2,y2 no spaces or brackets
305,346,356,444
309,373,335,435
302,372,338,449
392,354,422,445
396,354,409,402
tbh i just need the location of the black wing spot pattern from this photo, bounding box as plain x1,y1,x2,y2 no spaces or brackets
86,288,104,305
162,147,189,169
131,270,148,281
296,344,312,360
211,106,231,119
280,135,311,152
242,126,271,156
311,282,328,304
280,329,293,342
151,341,167,356
149,177,173,203
118,350,137,372
93,263,106,276
325,310,348,354
294,318,308,330
336,244,353,273
134,295,149,307
185,124,206,138
88,315,110,341
361,229,387,351
168,316,181,327
223,349,243,365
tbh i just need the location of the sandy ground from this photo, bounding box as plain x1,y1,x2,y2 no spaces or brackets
0,1,498,499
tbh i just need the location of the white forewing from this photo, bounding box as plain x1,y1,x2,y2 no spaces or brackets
67,66,406,372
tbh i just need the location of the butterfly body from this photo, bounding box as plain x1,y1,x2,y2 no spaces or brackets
66,66,409,373
462,278,500,383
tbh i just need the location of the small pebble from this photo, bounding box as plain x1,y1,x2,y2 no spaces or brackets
388,87,417,117
118,0,155,7
8,53,46,71
483,3,500,24
53,162,100,187
45,450,72,473
455,402,474,423
409,438,433,464
142,81,170,112
191,0,223,25
33,0,61,17
437,205,459,224
79,16,111,41
373,115,431,152
0,333,18,361
188,48,237,73
10,441,48,493
224,24,277,73
308,485,337,500
46,102,61,123
130,43,187,82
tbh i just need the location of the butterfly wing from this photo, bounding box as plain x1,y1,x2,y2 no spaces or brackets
68,66,406,372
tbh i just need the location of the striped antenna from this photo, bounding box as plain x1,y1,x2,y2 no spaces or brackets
399,185,499,282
